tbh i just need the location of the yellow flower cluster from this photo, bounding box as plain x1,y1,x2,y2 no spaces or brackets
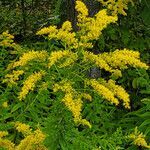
0,123,47,150
86,79,119,106
37,21,78,49
37,1,118,50
0,139,15,150
83,51,114,72
75,0,89,19
12,50,48,68
3,70,24,85
0,31,14,47
0,131,15,150
55,21,78,48
0,131,8,138
39,82,48,91
16,129,46,150
62,93,82,121
19,71,45,100
0,31,21,51
75,0,89,23
53,80,73,93
48,50,78,68
59,54,78,68
75,1,117,48
98,0,133,16
81,9,117,41
129,127,150,149
36,26,57,35
80,93,92,101
83,49,148,78
100,49,149,70
15,122,31,135
53,81,91,128
2,102,8,108
0,31,14,39
103,79,130,109
61,21,73,31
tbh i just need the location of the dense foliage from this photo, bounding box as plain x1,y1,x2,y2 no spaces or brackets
0,0,150,150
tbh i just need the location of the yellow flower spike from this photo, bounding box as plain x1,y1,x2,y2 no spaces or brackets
62,93,82,120
36,25,57,35
81,93,92,101
53,81,91,127
87,79,119,106
0,124,46,150
57,30,78,48
0,139,15,150
53,80,74,93
58,53,78,68
83,51,114,73
98,0,133,16
0,131,8,138
15,129,46,150
76,4,117,48
12,50,48,68
56,22,78,48
32,129,46,145
1,31,14,40
61,21,73,32
48,50,77,68
75,1,89,18
129,127,150,148
0,130,15,150
100,49,149,70
3,70,24,85
15,122,31,135
87,9,117,40
37,21,78,49
18,71,45,100
0,31,15,47
80,119,92,128
106,79,130,109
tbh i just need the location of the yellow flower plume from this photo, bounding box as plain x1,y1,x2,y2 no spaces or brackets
18,71,45,100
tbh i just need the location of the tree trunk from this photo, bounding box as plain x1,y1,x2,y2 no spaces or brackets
21,0,27,37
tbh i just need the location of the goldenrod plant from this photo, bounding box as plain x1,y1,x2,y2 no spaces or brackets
6,0,148,126
1,0,150,149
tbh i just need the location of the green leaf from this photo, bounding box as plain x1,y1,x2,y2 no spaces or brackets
138,112,150,118
11,103,24,113
132,77,148,89
140,2,150,25
132,78,138,89
139,119,150,128
0,113,13,121
140,89,150,94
